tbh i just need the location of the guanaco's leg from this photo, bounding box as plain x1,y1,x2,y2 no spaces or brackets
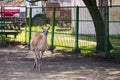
33,49,38,70
38,51,43,71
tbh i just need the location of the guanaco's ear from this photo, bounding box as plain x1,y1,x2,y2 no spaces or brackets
40,26,44,30
47,27,50,30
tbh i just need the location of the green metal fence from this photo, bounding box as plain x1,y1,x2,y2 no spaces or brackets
0,6,120,55
24,6,103,53
109,6,120,56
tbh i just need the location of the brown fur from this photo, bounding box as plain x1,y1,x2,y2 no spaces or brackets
30,29,49,71
31,32,43,50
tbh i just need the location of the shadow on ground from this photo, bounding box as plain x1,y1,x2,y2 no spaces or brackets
0,47,120,80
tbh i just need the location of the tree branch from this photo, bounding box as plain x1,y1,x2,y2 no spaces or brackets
26,0,47,3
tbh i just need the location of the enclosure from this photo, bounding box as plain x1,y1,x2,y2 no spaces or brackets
0,6,120,80
0,6,120,55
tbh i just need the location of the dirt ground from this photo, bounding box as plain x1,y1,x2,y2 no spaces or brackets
0,45,120,80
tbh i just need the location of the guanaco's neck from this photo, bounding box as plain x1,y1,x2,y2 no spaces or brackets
41,34,47,44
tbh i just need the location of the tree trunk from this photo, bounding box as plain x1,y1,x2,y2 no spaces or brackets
83,0,113,52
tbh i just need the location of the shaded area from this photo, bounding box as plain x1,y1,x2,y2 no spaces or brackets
0,46,120,80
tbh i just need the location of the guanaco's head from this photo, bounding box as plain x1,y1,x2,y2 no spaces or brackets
41,26,50,36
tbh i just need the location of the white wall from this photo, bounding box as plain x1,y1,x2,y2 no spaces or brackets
71,0,95,35
71,0,120,36
109,6,120,35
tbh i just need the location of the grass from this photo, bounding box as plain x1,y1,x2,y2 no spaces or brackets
17,25,96,53
110,37,120,59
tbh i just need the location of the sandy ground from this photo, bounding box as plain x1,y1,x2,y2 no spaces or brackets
0,45,120,80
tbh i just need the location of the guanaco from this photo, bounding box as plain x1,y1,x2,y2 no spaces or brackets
30,26,50,71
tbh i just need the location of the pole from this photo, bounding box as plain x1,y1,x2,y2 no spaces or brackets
29,7,32,49
72,6,81,54
75,6,79,49
49,7,56,52
104,6,110,56
51,7,56,47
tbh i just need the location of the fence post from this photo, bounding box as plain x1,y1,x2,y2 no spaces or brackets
0,6,5,42
25,6,27,43
49,7,56,52
72,6,81,54
104,6,110,56
29,7,32,49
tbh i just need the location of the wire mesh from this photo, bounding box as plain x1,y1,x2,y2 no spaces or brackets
109,6,120,56
0,6,119,54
